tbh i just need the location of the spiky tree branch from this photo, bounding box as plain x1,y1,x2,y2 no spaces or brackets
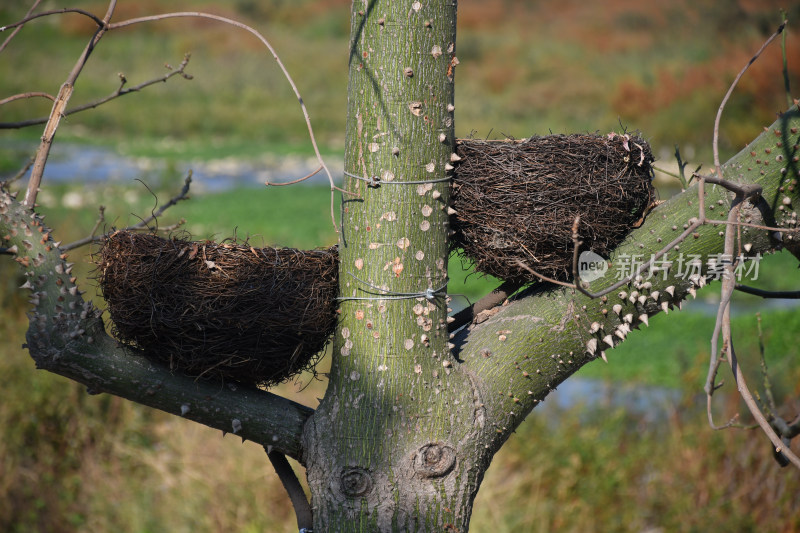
455,108,800,454
0,190,311,460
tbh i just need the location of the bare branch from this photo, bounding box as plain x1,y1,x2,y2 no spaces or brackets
756,314,778,413
712,20,786,180
0,54,194,130
61,171,193,252
0,155,35,189
266,450,313,531
107,11,343,230
267,165,323,187
0,0,42,53
570,214,703,299
704,218,800,234
23,0,118,208
514,260,575,289
0,91,55,106
735,285,800,299
0,7,105,33
696,19,800,469
729,344,800,468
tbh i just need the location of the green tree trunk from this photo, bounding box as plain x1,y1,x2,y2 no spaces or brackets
302,2,490,531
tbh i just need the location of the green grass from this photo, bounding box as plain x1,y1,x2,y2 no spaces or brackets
2,1,798,167
579,304,800,393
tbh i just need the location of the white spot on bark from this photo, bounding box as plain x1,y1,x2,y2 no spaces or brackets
368,142,379,152
355,258,364,270
421,205,433,217
425,161,435,173
396,237,410,250
431,45,442,58
420,220,431,231
415,250,425,261
404,339,414,350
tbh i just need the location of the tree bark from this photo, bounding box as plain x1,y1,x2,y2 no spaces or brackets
302,2,488,531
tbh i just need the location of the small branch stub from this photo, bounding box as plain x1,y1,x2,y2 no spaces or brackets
413,442,456,479
340,468,374,498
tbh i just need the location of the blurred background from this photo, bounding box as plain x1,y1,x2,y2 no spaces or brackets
1,1,800,531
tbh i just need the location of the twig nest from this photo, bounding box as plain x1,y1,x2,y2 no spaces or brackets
97,231,338,387
450,133,656,282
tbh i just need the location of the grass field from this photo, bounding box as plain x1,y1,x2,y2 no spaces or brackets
1,1,798,168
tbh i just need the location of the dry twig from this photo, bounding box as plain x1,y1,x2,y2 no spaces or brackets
62,171,193,252
0,55,194,130
0,0,42,53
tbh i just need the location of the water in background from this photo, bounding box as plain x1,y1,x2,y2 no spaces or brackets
8,142,344,193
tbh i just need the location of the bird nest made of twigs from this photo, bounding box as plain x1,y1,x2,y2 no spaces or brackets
450,133,656,283
97,231,339,387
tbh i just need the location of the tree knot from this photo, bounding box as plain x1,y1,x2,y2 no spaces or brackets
413,442,456,478
340,467,373,498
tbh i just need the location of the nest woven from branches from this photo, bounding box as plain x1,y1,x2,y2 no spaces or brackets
451,133,656,283
97,231,339,387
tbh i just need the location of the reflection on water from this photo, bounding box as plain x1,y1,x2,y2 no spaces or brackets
536,377,685,425
10,142,344,192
